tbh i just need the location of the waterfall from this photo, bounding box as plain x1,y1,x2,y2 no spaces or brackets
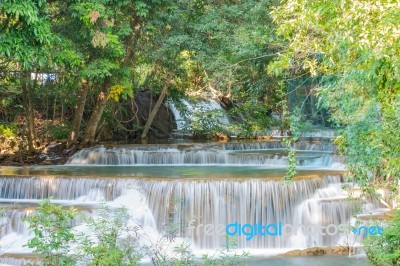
0,139,384,264
0,176,157,255
290,182,355,247
66,141,339,167
167,99,229,131
142,176,355,249
0,174,378,252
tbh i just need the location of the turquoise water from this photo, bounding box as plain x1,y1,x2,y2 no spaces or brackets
248,256,369,266
1,140,369,265
0,165,342,179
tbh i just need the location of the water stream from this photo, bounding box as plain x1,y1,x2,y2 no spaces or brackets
0,140,378,265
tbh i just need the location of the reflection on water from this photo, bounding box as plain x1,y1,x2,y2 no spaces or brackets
0,165,343,179
248,256,369,266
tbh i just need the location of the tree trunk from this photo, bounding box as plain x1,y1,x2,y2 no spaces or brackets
21,71,36,153
68,80,88,146
141,78,171,139
82,80,110,146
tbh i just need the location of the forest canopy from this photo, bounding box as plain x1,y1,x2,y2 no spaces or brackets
1,0,399,195
1,1,400,265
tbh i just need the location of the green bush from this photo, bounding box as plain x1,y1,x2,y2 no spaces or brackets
48,124,71,140
228,101,272,136
189,108,228,138
80,205,142,266
24,199,78,266
0,123,17,138
24,200,249,266
364,210,400,266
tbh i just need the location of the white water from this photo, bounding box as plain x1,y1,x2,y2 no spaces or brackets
0,140,381,265
167,99,229,131
66,141,340,168
0,174,379,254
0,178,158,257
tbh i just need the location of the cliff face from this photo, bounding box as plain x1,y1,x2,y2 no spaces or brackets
100,91,176,141
133,91,176,139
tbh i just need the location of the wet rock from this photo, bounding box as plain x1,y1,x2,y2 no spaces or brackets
284,246,355,256
47,142,66,153
177,144,196,150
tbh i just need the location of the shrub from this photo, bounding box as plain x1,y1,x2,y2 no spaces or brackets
48,123,71,140
24,199,79,266
0,123,17,138
24,200,250,266
364,210,400,266
79,205,143,266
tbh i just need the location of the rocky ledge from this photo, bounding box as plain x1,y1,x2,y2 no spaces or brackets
284,246,362,256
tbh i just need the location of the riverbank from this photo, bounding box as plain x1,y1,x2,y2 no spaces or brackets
0,141,75,166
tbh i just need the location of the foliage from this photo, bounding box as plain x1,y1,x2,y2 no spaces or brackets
23,198,79,266
270,4,400,265
79,205,142,266
200,236,249,266
0,0,54,69
269,0,400,192
23,200,250,266
283,108,313,181
364,210,400,266
0,0,284,145
184,0,281,103
48,123,71,140
108,85,132,102
228,101,273,136
0,124,17,138
189,108,228,138
151,237,248,266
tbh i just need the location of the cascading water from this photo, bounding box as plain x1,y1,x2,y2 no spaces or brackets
0,176,158,259
143,176,351,249
0,140,383,265
167,99,230,131
66,141,339,168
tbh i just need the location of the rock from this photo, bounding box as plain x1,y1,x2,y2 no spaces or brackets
47,142,66,154
326,246,352,255
215,132,229,140
106,91,176,140
284,249,302,256
284,247,325,256
177,144,196,150
284,246,354,256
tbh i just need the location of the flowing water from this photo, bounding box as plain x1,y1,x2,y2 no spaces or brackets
0,140,380,265
167,99,230,131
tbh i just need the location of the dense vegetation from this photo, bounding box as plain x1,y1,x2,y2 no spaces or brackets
271,0,400,198
1,0,399,265
0,0,283,156
23,199,248,266
270,1,400,264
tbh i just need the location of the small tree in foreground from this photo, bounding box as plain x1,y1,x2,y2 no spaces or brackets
363,210,400,266
24,200,249,266
24,199,78,266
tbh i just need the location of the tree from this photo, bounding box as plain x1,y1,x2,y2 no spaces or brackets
141,77,172,139
270,0,400,196
60,1,135,146
0,0,53,152
24,199,78,265
62,0,177,145
364,210,400,265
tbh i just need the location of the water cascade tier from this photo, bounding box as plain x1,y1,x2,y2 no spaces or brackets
0,174,380,252
167,99,230,131
0,140,383,265
67,141,340,167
